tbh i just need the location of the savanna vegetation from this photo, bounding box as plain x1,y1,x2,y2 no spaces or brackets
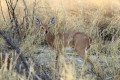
0,0,120,80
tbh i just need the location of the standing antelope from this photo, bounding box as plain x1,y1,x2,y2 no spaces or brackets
35,17,93,69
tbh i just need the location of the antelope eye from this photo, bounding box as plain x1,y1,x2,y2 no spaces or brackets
48,26,50,29
41,27,44,29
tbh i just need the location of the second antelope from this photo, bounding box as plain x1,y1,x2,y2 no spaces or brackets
35,17,93,68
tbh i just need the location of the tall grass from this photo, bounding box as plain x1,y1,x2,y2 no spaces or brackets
0,0,120,80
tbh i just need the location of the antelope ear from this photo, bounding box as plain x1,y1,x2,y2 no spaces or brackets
49,17,56,25
35,18,42,26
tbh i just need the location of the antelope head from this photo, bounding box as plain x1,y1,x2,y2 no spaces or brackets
35,17,56,34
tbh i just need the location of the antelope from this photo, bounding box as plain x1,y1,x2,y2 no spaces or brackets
35,17,93,69
34,17,105,79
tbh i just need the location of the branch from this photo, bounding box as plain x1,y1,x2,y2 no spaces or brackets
22,0,29,29
0,30,30,71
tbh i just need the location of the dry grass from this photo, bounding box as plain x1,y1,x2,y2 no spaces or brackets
0,0,120,80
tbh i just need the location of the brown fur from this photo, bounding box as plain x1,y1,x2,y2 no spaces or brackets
44,28,93,67
35,17,99,79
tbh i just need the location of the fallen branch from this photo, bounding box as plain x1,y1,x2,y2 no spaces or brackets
0,30,42,80
0,30,29,71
